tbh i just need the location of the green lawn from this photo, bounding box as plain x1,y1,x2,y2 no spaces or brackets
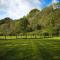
0,38,60,60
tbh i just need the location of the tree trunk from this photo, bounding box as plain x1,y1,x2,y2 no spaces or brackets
5,35,6,40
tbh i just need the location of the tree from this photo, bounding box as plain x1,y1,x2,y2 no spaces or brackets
19,17,29,33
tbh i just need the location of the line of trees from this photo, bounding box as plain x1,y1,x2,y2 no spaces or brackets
0,16,60,37
0,6,60,37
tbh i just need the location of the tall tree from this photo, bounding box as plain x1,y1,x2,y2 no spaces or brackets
19,17,29,33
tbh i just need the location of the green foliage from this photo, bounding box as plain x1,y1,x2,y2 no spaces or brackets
0,5,60,36
19,17,29,33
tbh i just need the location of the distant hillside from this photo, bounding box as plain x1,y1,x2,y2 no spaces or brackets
0,5,60,36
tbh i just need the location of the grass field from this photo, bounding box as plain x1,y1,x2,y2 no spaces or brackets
0,38,60,60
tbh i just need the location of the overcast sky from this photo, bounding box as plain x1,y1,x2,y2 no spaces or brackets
0,0,52,19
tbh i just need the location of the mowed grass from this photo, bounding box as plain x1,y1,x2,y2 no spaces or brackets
0,38,60,60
